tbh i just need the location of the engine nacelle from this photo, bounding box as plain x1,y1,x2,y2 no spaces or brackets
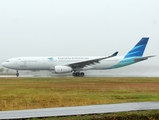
55,66,72,73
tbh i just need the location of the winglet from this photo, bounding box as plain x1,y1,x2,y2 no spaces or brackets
111,51,118,57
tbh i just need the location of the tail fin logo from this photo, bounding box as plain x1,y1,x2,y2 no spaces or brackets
124,37,149,58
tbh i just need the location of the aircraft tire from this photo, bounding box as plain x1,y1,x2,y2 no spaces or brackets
73,72,84,77
16,73,19,77
75,72,80,76
80,72,84,77
73,72,76,77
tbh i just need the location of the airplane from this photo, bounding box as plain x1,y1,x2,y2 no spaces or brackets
1,37,155,77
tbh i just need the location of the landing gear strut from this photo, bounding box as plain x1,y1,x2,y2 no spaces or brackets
72,72,84,77
16,70,19,77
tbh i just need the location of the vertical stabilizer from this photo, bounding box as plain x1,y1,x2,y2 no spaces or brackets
124,37,149,58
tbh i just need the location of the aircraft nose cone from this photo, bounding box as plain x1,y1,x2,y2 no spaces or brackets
2,62,6,67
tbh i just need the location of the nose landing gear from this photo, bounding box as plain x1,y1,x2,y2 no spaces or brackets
16,71,19,77
72,72,84,77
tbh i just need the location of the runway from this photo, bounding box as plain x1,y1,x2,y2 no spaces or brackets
1,65,159,78
0,75,17,77
0,102,159,119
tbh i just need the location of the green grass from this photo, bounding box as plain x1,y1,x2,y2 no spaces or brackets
0,77,159,110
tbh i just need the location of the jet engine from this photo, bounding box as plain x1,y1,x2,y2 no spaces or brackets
55,66,72,73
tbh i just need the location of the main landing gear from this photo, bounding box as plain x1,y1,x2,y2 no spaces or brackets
16,70,19,77
72,72,84,77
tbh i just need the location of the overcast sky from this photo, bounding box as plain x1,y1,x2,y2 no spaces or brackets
0,0,158,66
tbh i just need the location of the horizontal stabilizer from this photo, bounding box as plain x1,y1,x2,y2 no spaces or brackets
134,55,156,62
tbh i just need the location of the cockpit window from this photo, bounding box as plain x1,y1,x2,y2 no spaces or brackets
6,60,9,62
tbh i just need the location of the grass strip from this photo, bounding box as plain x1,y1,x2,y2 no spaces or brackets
0,77,159,110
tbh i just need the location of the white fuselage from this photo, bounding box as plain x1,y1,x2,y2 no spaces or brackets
2,56,124,71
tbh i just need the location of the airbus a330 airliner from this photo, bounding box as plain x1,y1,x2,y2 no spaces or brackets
2,37,155,77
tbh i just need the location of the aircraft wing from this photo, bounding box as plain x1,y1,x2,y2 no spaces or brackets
67,51,118,68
